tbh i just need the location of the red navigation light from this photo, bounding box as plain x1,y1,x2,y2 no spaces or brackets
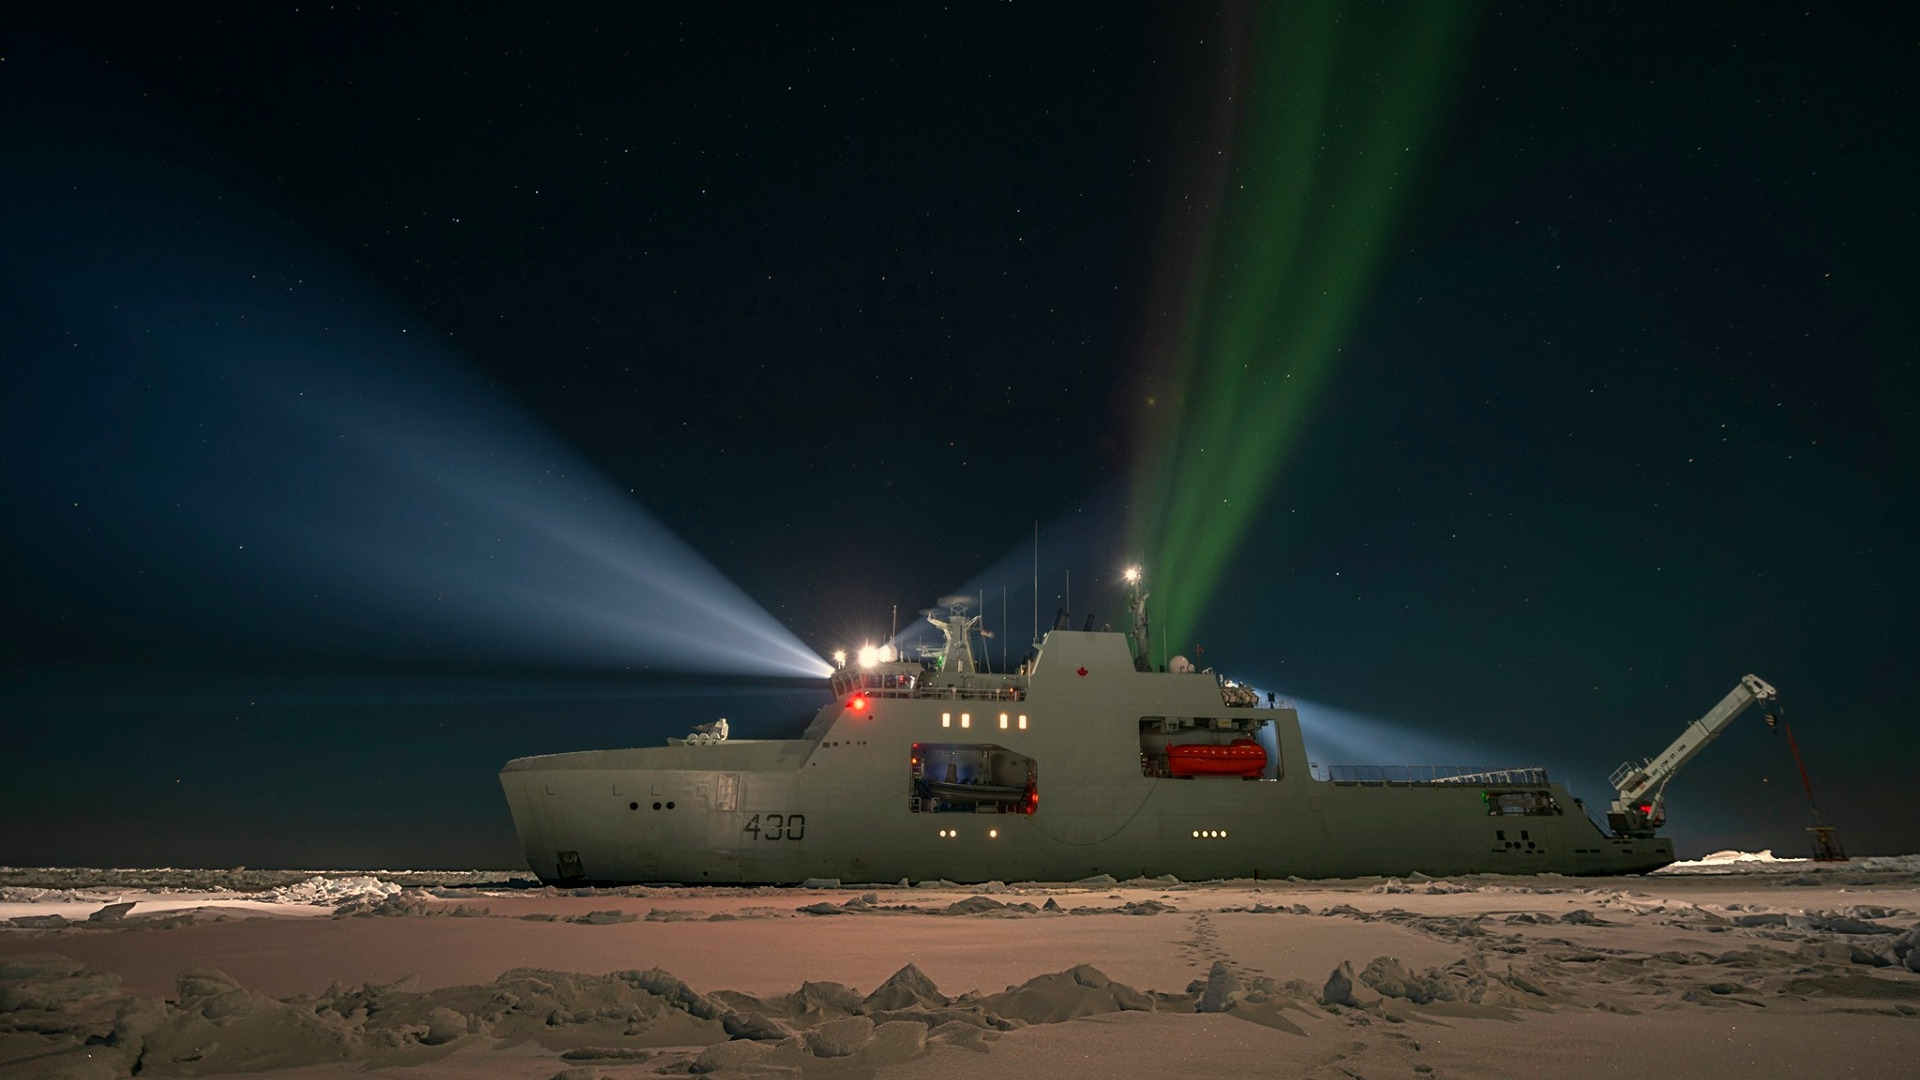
1637,803,1652,814
850,694,868,712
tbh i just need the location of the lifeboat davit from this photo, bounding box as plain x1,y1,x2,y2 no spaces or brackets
1166,738,1266,778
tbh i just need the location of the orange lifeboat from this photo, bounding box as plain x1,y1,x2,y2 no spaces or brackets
1166,738,1266,778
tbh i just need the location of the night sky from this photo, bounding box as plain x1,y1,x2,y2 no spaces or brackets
3,4,1914,868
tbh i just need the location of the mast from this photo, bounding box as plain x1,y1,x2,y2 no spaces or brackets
925,599,981,674
1125,565,1150,671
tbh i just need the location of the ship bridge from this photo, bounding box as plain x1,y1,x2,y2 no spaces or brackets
828,660,1028,703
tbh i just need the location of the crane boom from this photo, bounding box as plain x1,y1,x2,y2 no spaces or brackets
1606,674,1780,837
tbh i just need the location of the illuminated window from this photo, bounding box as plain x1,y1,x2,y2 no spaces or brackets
960,712,971,729
989,828,999,838
941,712,951,728
999,712,1009,729
1018,714,1028,729
1192,830,1199,838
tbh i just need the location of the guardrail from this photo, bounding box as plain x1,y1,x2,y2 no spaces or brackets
830,685,1028,703
1578,799,1613,835
913,686,1027,702
1607,759,1647,790
1312,764,1550,786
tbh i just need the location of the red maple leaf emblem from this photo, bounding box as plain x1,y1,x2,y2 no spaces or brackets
1076,666,1088,677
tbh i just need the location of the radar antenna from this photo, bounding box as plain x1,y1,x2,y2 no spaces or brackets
925,596,982,673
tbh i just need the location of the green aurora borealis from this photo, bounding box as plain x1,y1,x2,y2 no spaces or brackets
1130,3,1476,655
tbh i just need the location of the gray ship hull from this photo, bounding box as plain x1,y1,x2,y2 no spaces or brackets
501,631,1672,884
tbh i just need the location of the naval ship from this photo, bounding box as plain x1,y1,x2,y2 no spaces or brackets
496,575,1780,885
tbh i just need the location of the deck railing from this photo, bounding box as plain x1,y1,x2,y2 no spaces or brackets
1312,764,1550,786
829,681,1027,703
912,685,1026,702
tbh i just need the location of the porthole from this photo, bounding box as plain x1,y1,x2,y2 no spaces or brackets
629,802,639,810
666,801,676,810
653,802,662,810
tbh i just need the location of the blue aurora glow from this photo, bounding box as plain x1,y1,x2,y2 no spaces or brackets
1284,698,1509,775
1,128,829,679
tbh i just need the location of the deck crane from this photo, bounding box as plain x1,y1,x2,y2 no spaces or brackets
1608,674,1781,838
1606,674,1846,859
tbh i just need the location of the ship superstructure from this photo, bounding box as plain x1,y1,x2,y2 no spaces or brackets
500,581,1691,884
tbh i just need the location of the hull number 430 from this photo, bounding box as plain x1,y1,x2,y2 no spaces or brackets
743,813,805,841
